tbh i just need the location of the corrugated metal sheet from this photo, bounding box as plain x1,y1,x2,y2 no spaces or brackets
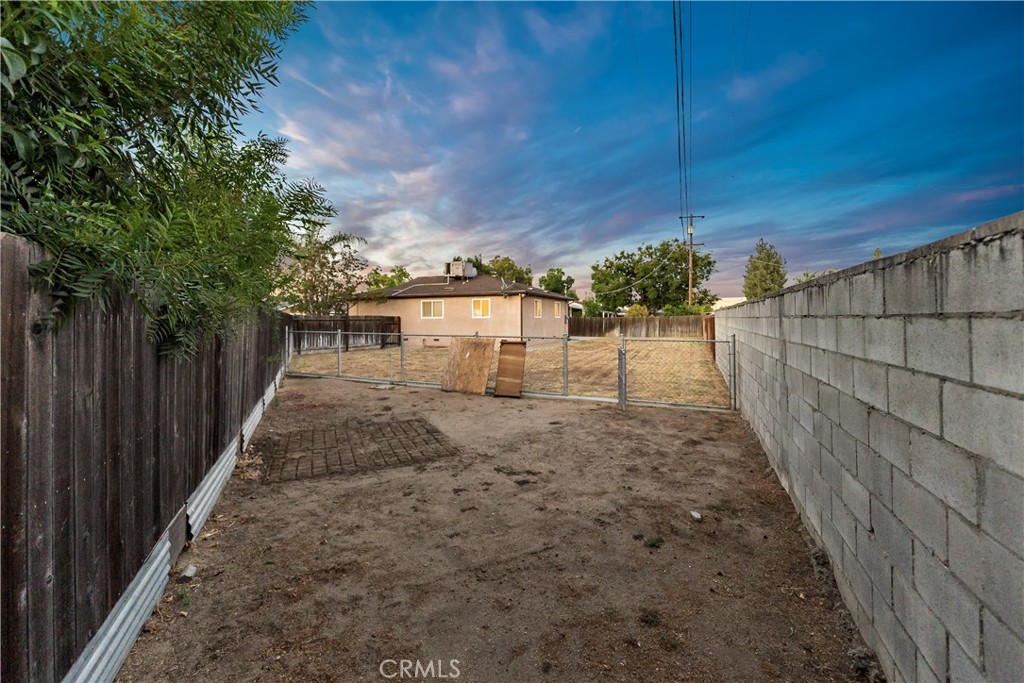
241,400,263,450
187,438,238,539
61,534,171,683
263,380,276,407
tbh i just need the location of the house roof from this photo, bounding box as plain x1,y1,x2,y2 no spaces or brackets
358,275,572,301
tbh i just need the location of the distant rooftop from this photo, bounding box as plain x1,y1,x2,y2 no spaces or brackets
358,274,572,301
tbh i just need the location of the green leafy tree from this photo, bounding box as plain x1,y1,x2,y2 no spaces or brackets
624,303,650,317
590,239,716,312
454,254,532,284
742,239,788,299
795,268,839,284
538,268,577,299
1,1,317,354
365,265,410,290
286,229,367,315
581,297,603,317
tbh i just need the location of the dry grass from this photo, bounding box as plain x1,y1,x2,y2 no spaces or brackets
287,337,730,407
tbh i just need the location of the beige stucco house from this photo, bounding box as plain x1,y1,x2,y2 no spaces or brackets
349,273,571,339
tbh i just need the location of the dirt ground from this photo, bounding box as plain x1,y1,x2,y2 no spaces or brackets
288,337,731,407
119,378,876,683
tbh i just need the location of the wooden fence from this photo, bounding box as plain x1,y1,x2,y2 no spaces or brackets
1,234,288,682
569,315,711,339
291,315,400,352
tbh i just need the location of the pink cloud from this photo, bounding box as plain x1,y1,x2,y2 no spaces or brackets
947,184,1023,205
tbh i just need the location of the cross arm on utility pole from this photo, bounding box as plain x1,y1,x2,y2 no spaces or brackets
679,215,707,305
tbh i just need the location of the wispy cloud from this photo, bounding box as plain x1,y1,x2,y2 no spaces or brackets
725,52,822,103
523,5,609,53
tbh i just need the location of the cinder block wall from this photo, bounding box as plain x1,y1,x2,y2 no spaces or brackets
714,213,1023,683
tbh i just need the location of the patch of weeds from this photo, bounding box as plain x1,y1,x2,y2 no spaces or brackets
632,532,644,541
644,536,664,549
174,584,192,608
541,662,553,674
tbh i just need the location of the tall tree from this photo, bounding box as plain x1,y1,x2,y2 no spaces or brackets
365,265,410,290
454,254,532,284
742,239,788,298
1,1,321,354
590,239,716,312
286,229,367,315
538,268,577,299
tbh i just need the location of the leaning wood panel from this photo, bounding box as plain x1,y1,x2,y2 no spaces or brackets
494,341,527,398
1,235,31,681
442,338,495,395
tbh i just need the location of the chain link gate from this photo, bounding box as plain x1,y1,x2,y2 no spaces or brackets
285,329,736,411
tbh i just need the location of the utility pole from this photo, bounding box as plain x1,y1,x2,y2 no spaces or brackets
680,214,705,305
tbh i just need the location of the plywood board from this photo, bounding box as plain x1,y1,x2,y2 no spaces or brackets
494,341,527,398
442,338,494,395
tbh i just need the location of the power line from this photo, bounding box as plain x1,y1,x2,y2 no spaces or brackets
687,0,694,217
672,1,685,220
678,0,689,219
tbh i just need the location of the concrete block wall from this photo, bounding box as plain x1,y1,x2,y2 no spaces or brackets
715,213,1023,683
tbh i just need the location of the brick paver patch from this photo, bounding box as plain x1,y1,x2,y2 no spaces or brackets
263,418,459,483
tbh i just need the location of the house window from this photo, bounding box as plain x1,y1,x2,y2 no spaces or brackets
472,298,490,319
554,302,561,318
421,300,444,319
533,300,543,318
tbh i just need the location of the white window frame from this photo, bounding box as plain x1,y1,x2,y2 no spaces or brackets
554,302,561,318
533,299,543,318
420,300,444,319
471,298,491,319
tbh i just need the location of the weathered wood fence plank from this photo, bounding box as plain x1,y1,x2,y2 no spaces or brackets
568,315,709,338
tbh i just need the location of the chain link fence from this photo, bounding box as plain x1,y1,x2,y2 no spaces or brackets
286,330,735,409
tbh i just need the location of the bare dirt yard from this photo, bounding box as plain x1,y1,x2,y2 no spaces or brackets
119,378,875,683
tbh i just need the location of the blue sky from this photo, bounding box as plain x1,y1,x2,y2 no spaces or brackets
244,1,1023,297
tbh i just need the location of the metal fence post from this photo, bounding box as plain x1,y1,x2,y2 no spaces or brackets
336,329,342,377
285,325,291,368
399,334,405,384
562,334,569,396
617,346,627,409
730,333,737,410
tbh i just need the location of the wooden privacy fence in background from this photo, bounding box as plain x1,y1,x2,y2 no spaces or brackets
568,315,710,339
1,234,288,682
291,315,400,352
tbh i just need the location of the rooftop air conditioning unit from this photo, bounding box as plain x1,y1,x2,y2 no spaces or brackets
445,261,477,278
